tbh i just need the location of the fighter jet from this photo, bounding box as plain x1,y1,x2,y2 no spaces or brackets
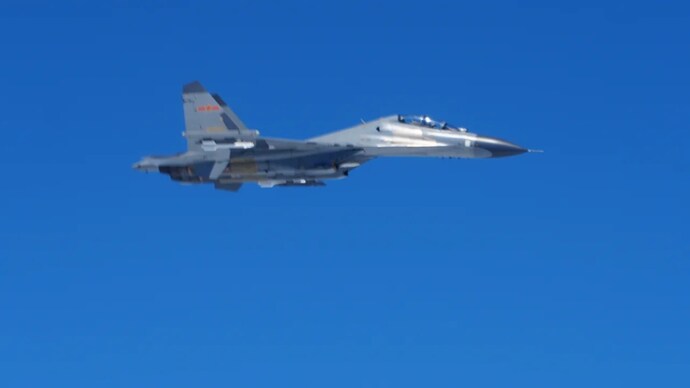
134,81,534,191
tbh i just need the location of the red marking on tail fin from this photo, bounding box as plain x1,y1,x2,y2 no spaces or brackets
196,105,221,112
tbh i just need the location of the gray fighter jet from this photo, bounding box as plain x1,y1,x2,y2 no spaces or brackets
134,81,534,191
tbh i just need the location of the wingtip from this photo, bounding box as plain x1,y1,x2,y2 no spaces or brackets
183,81,206,93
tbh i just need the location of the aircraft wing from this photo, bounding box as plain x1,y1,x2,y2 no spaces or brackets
234,138,373,167
210,140,372,191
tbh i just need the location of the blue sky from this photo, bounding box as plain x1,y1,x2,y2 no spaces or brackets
1,1,689,387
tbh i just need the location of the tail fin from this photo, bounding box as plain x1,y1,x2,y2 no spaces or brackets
182,81,255,150
210,92,247,130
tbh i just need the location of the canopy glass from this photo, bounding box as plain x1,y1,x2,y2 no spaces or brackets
397,115,466,132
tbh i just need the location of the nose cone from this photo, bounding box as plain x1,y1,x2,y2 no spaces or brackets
476,136,527,158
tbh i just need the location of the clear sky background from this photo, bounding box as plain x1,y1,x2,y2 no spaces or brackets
1,1,689,387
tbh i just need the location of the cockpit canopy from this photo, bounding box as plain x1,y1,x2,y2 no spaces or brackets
397,114,467,132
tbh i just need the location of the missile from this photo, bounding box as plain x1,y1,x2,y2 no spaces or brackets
200,140,255,151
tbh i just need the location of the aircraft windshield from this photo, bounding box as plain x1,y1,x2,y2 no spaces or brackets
397,115,465,131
